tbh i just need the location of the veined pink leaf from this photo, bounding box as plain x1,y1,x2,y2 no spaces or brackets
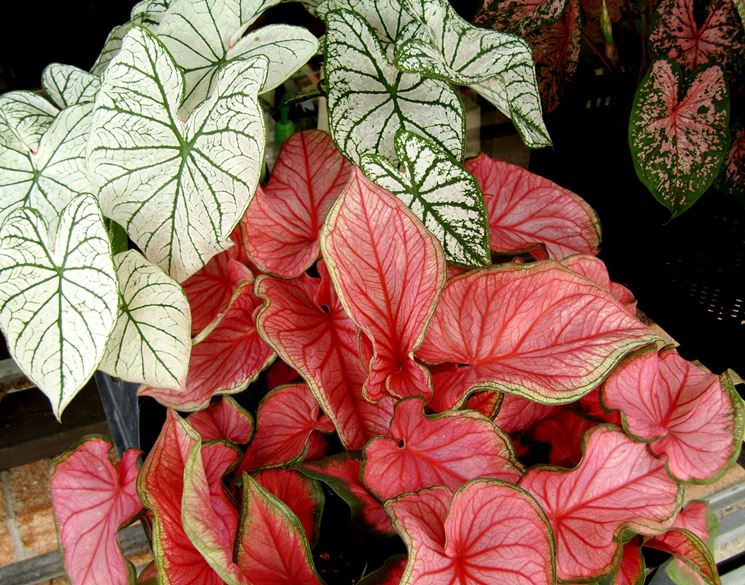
363,397,522,501
629,60,729,217
140,282,275,411
386,480,555,585
494,393,560,433
320,168,446,402
520,426,681,582
665,501,712,542
530,407,596,467
613,539,645,585
266,360,301,389
465,390,502,418
603,347,744,482
417,262,658,408
578,387,622,425
236,474,322,584
465,154,600,259
253,469,325,545
717,126,745,197
51,438,142,585
561,255,636,315
256,267,395,450
357,556,407,585
187,396,254,444
244,130,353,278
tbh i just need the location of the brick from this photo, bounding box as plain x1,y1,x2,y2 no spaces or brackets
0,521,18,566
0,473,8,522
17,506,58,556
9,459,51,516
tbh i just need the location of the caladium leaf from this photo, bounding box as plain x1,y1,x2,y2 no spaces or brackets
464,154,600,259
417,262,658,409
236,474,322,584
520,426,681,582
386,480,555,585
530,407,596,467
465,390,502,418
99,250,191,389
560,255,636,315
323,8,465,163
91,24,132,76
493,393,559,433
88,26,268,282
317,0,413,47
629,60,729,217
321,169,446,402
41,64,101,109
603,348,744,482
0,90,58,150
578,387,622,425
614,539,645,585
0,194,118,419
361,130,491,267
244,130,353,278
131,0,173,27
363,397,522,501
646,530,719,585
51,437,142,585
717,126,745,197
188,396,254,443
474,0,570,34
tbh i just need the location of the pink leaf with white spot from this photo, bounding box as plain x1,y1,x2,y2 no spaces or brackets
187,396,254,444
474,0,569,34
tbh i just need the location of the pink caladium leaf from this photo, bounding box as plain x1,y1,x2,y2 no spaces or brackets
629,60,730,217
253,469,325,545
358,556,407,585
386,480,556,585
465,154,600,259
256,266,395,450
717,126,745,198
465,390,502,418
474,0,569,34
236,474,322,584
530,407,596,467
577,387,622,425
244,130,353,278
362,397,523,501
494,393,560,433
603,347,744,482
520,426,682,582
561,255,637,315
187,396,254,444
51,437,142,585
320,168,446,402
417,262,658,409
141,282,275,411
613,539,645,585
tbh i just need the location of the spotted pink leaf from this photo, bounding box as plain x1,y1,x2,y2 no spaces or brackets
494,393,559,433
51,438,142,585
530,407,596,467
417,262,658,409
560,255,636,315
613,539,645,585
603,347,744,482
717,126,745,197
187,396,254,444
520,426,681,582
465,154,600,259
386,481,555,585
474,0,569,34
629,60,729,217
363,397,522,501
140,282,275,411
244,131,353,277
320,168,446,402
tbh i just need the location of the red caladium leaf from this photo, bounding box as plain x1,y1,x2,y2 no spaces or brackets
520,426,681,582
51,437,142,585
717,126,745,198
266,360,301,388
530,407,596,467
187,396,254,444
141,282,275,411
363,397,522,501
577,387,622,424
494,393,560,433
561,255,636,315
465,390,502,418
236,474,322,584
629,60,730,217
320,168,446,402
613,539,645,585
386,480,555,585
256,266,395,450
465,154,600,259
603,347,744,482
358,556,407,585
417,262,658,409
244,130,353,278
253,469,325,545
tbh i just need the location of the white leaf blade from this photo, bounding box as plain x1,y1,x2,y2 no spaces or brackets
317,0,413,45
0,91,58,151
42,64,101,109
91,24,132,77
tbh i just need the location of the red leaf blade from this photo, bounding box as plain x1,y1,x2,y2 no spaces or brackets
187,396,254,444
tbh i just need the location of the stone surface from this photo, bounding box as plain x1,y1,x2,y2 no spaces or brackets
0,522,17,565
9,460,51,516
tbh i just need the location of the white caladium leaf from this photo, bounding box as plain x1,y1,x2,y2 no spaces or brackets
397,0,550,148
131,0,173,27
324,8,465,164
361,130,490,267
100,250,191,390
317,0,413,46
157,0,318,115
91,24,133,77
88,26,268,283
0,103,95,232
0,91,58,151
42,64,101,109
0,194,118,419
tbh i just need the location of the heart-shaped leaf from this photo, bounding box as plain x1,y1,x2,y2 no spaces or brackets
323,8,465,163
244,130,353,278
629,60,729,217
321,169,446,402
0,194,118,418
51,437,142,585
188,396,254,443
386,480,555,585
0,91,58,150
520,426,681,582
42,64,101,109
361,130,491,267
88,26,268,282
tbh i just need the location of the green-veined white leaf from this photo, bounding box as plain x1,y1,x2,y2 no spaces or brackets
398,0,550,148
0,194,118,419
0,91,58,151
0,103,95,232
88,26,268,283
361,129,490,267
317,0,413,45
100,249,191,390
91,24,133,77
131,0,173,27
324,8,465,164
42,64,101,109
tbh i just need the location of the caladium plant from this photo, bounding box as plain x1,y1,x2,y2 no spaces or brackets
0,1,743,584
